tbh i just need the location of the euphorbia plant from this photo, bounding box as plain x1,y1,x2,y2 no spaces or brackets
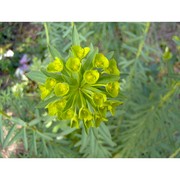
30,25,122,131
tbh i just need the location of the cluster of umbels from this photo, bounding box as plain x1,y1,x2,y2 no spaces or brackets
39,45,121,129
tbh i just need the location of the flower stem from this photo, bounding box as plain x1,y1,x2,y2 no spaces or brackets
44,22,50,46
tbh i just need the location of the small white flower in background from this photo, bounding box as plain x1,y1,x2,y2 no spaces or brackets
0,49,14,60
4,49,14,57
15,68,29,81
11,81,28,98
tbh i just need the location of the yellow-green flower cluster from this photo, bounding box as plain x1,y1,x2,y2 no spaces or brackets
39,45,122,129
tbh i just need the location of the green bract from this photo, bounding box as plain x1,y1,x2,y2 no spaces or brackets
84,70,99,84
105,100,123,115
72,45,90,60
94,114,107,127
46,102,58,116
105,59,120,75
93,92,107,107
47,57,64,72
79,107,93,121
66,57,81,72
47,98,67,116
70,115,79,129
106,81,120,97
62,108,75,120
54,83,69,96
45,77,57,90
93,53,109,69
39,85,50,100
39,44,122,129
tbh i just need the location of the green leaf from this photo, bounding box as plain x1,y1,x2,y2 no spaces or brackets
99,123,116,147
167,74,180,80
48,44,63,61
8,128,23,147
106,51,114,59
26,71,47,84
89,128,97,157
33,131,37,156
36,96,60,108
0,109,11,118
42,139,49,156
28,118,42,126
11,117,26,126
3,124,16,148
80,125,88,153
23,127,28,151
72,25,80,46
97,75,120,84
0,115,4,144
59,127,76,136
41,67,64,81
172,36,180,45
36,131,53,141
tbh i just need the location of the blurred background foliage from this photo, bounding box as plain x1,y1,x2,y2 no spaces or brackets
0,22,180,158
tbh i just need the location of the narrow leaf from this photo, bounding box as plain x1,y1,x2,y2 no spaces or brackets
41,67,64,81
11,118,26,127
0,109,11,118
8,128,23,147
3,124,16,148
23,127,28,151
106,51,114,59
72,25,80,46
42,138,49,156
26,71,47,84
33,131,37,156
80,125,88,153
36,131,53,141
97,75,120,84
36,96,59,108
59,127,76,136
48,44,63,60
28,119,42,126
99,123,116,147
89,128,97,157
0,115,4,144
